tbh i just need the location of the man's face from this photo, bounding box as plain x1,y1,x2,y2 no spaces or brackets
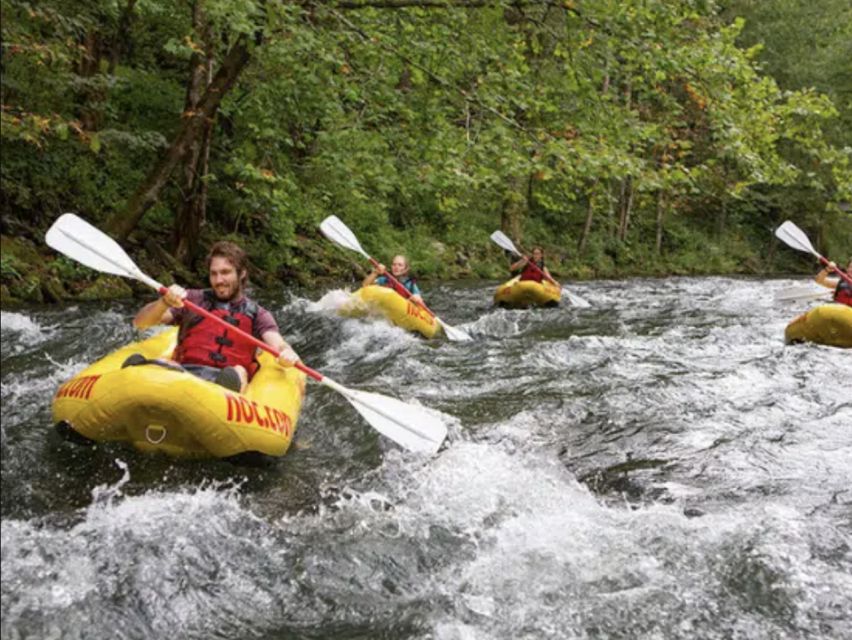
390,256,408,277
209,256,242,301
532,248,543,262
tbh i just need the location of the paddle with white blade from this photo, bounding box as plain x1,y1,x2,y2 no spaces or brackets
775,220,852,287
46,213,448,454
319,215,473,342
489,230,591,308
774,285,832,303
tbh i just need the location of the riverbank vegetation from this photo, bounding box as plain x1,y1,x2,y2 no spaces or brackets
2,0,850,303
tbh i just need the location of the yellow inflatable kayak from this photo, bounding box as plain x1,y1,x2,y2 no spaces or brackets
339,285,441,339
52,327,306,461
494,276,561,309
784,303,852,348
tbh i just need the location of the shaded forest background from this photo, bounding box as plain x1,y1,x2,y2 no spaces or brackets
1,0,850,303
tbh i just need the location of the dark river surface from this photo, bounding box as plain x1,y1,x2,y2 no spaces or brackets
1,277,850,640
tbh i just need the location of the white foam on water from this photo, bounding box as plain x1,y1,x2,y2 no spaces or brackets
305,288,353,314
464,309,523,338
321,315,419,371
299,440,852,638
1,310,46,338
0,311,52,353
0,465,292,640
4,277,852,640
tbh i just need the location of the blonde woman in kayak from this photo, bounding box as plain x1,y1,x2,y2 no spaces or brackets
363,254,424,306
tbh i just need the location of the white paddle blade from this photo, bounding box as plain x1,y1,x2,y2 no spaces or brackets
320,215,369,259
324,380,447,454
46,213,143,278
438,319,473,342
490,230,520,256
562,289,591,308
775,221,818,257
774,285,832,302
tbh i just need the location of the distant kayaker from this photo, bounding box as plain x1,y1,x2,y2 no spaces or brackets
363,254,424,306
510,246,553,283
130,240,300,393
815,258,852,306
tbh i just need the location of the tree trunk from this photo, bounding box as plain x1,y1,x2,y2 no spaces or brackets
106,37,252,241
108,0,138,75
716,199,726,239
75,1,137,131
609,181,618,238
500,174,526,243
76,30,104,131
174,0,215,264
655,190,666,254
617,176,634,241
173,117,213,264
577,181,597,255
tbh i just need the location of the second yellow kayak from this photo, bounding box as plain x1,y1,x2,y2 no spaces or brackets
338,285,441,338
494,276,561,309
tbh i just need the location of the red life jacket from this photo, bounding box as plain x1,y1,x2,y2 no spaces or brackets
835,278,852,306
519,260,545,283
173,290,260,373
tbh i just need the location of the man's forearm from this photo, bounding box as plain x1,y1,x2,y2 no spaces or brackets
133,299,168,329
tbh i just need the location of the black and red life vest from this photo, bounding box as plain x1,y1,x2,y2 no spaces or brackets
835,277,852,306
173,290,259,371
519,260,545,283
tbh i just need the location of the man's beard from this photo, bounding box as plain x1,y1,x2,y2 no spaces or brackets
214,283,242,301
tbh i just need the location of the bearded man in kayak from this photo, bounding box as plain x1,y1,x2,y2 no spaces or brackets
510,246,554,283
815,257,852,306
131,241,299,393
363,254,424,306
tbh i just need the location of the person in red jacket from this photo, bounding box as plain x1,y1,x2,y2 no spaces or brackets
815,257,852,306
510,246,553,283
131,241,299,393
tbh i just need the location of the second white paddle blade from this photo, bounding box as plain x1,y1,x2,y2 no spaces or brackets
328,382,448,454
320,215,369,259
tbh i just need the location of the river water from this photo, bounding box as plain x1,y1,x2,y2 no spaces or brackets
1,277,850,640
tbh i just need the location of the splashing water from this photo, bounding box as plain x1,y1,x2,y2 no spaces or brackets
1,278,851,639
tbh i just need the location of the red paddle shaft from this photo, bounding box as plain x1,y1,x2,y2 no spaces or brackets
159,287,322,382
367,258,436,319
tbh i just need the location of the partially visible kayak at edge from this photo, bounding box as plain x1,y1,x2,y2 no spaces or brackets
784,303,852,349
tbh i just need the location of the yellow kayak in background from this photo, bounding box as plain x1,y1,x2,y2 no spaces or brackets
494,276,561,309
338,285,441,339
52,327,306,461
784,303,852,348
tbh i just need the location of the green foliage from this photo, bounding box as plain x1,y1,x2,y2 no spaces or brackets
49,256,94,282
0,255,23,281
1,0,849,290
